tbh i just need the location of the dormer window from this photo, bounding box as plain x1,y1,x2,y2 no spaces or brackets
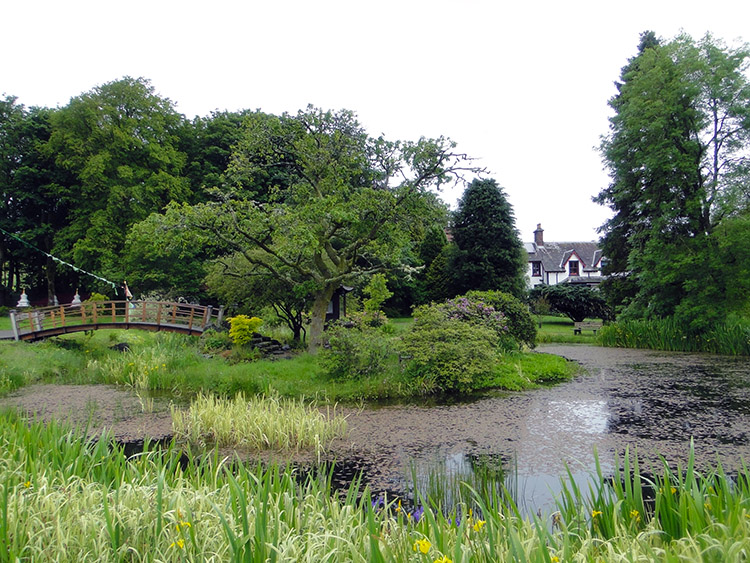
569,260,579,276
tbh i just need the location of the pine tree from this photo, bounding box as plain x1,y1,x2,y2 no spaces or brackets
450,178,527,298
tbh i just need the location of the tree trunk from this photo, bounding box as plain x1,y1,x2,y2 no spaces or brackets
46,255,56,305
308,285,337,354
0,244,5,306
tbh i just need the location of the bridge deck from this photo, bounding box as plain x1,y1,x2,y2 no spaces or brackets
4,301,223,341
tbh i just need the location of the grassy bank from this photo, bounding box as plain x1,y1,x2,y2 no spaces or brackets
0,328,575,401
2,413,750,561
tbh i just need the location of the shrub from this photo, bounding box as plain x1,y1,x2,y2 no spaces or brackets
362,273,393,327
529,284,612,322
200,328,232,354
228,315,263,346
465,290,536,348
440,296,515,352
320,315,397,380
400,301,500,394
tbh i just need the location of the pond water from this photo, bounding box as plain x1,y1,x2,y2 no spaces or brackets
329,345,750,513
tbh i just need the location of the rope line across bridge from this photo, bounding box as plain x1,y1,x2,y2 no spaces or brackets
5,301,224,342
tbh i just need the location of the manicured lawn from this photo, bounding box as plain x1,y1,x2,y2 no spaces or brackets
536,314,600,344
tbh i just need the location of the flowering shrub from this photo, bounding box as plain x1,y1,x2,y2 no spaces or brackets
228,315,263,346
440,296,515,352
464,290,537,349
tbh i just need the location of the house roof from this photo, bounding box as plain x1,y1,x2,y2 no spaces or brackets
526,241,602,273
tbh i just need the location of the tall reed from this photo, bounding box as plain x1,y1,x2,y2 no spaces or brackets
171,392,348,456
4,409,750,561
598,318,750,355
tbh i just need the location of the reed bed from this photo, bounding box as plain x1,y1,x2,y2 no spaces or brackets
598,318,750,355
171,392,348,456
3,408,750,561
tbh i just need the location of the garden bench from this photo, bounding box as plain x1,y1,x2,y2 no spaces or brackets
573,321,602,335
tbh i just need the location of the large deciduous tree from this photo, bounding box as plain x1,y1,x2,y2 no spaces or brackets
0,98,70,304
596,32,750,330
175,106,479,351
450,178,527,298
48,77,190,287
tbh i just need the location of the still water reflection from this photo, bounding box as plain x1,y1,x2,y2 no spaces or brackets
332,345,750,512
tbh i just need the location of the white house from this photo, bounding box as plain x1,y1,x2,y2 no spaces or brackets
525,224,604,287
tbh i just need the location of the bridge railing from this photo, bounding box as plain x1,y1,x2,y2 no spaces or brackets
8,301,224,341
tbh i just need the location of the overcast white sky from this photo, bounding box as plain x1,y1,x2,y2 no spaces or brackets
3,0,749,243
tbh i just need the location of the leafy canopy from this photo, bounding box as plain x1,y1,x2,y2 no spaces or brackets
173,106,481,350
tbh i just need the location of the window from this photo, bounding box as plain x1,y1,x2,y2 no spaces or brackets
569,260,579,276
531,261,541,277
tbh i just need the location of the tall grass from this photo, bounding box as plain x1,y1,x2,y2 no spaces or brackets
171,392,347,456
3,410,750,561
598,318,750,355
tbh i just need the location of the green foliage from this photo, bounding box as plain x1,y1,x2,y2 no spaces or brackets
122,211,213,302
424,242,460,303
400,301,501,394
171,392,347,453
465,290,536,349
319,316,397,380
177,106,477,351
205,255,313,343
598,318,750,355
362,273,392,327
596,32,750,325
228,315,263,346
85,292,109,302
450,178,527,298
529,284,611,323
200,328,232,354
48,77,190,282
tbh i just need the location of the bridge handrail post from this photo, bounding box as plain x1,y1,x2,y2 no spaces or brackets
189,307,195,330
204,306,212,329
217,307,224,327
9,309,19,341
156,303,163,327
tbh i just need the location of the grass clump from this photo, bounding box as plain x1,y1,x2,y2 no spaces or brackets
171,392,347,455
599,317,750,355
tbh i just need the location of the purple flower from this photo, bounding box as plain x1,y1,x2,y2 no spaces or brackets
411,506,424,522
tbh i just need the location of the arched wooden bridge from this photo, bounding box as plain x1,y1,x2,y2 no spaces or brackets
5,301,224,342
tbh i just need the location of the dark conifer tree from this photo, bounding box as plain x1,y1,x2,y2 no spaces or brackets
450,178,527,298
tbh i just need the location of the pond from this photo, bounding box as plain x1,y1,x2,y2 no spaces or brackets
3,345,749,513
327,345,750,512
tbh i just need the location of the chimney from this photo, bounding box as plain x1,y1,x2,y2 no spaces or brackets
534,223,544,246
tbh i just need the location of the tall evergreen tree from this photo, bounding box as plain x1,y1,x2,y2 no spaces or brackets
596,32,750,329
450,178,527,298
